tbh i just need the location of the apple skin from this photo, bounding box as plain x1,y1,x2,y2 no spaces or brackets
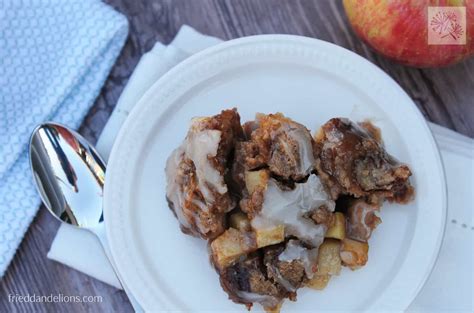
343,0,474,67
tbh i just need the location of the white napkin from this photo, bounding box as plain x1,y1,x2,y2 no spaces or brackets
47,25,474,311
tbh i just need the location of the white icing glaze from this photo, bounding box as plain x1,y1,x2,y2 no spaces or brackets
251,175,335,247
347,201,380,241
165,118,231,230
193,211,207,234
359,205,373,236
268,119,315,177
287,126,315,176
165,146,190,228
236,291,280,308
272,268,297,292
278,239,318,279
184,123,227,205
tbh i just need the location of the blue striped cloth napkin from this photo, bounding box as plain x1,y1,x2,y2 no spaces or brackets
0,0,128,276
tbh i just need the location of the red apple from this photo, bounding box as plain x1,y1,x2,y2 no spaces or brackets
343,0,474,67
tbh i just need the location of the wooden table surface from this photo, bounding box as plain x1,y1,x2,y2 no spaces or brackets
1,0,473,312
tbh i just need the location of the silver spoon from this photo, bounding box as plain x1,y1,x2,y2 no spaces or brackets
29,123,142,312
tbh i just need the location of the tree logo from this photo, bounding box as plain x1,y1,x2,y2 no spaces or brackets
428,7,466,45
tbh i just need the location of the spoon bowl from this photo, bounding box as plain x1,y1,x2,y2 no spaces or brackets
29,123,106,228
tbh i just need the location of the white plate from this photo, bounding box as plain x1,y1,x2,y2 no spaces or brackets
104,35,446,312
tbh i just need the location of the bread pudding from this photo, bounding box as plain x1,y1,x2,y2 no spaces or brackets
165,109,243,239
165,109,414,312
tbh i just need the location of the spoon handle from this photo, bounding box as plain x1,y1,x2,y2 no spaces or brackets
90,223,144,313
